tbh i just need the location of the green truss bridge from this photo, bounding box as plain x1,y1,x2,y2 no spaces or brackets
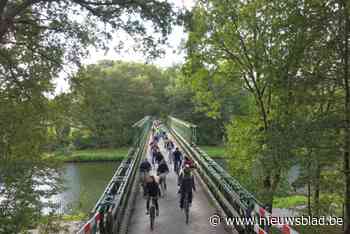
75,116,299,234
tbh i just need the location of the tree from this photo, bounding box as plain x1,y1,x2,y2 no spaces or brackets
71,61,170,148
183,0,347,217
165,65,230,145
0,1,176,231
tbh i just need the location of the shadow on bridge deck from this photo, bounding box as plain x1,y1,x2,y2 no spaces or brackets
127,135,231,234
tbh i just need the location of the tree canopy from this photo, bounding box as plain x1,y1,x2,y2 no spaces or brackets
183,1,350,233
0,1,177,231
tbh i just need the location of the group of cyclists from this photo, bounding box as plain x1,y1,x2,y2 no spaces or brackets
139,121,196,220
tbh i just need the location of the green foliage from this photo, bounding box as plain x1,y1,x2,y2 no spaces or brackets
0,158,64,233
71,61,226,148
62,212,87,222
71,61,169,148
295,224,343,234
0,0,177,231
184,0,348,215
37,213,70,234
226,116,263,194
166,66,230,145
47,93,75,151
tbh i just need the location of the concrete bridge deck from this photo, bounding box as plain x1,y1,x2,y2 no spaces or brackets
127,135,229,234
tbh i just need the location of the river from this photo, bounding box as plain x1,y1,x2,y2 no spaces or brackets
52,162,119,214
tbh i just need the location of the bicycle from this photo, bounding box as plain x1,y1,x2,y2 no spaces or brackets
140,171,149,196
183,192,191,224
149,196,157,230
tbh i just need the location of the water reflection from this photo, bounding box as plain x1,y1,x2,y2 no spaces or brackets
53,162,119,214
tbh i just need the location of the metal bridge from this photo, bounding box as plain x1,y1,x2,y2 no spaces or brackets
76,116,299,234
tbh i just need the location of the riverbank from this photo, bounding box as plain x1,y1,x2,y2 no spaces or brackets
55,148,129,162
53,146,226,162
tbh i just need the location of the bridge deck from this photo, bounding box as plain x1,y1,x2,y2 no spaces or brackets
127,135,229,234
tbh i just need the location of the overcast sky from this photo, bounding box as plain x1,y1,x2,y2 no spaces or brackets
54,0,195,93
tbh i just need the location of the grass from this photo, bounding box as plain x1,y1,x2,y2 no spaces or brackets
62,212,87,221
55,148,129,162
272,195,343,234
53,145,225,162
200,146,226,158
273,195,307,208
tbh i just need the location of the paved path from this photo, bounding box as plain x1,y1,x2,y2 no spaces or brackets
127,135,229,234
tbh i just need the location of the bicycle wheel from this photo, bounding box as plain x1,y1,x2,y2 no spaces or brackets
150,206,155,230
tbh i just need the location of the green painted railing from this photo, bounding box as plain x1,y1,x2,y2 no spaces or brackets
167,116,197,145
77,116,152,234
167,116,263,233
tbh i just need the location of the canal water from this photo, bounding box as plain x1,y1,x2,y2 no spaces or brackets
52,162,119,214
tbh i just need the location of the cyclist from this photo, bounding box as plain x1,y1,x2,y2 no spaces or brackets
140,159,151,196
178,165,196,209
155,150,164,165
157,159,169,193
163,135,169,149
166,140,175,164
183,155,196,169
145,175,161,216
173,147,183,174
162,131,167,140
150,143,159,166
140,159,151,173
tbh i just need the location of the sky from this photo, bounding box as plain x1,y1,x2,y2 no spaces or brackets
54,0,195,94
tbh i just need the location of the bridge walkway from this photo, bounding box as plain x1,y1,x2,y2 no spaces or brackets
127,133,229,234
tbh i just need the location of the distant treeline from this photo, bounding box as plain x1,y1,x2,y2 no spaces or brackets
49,60,226,151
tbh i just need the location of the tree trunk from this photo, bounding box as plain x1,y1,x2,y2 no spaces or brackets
342,1,350,233
307,161,312,216
262,172,281,213
308,180,312,216
314,162,321,217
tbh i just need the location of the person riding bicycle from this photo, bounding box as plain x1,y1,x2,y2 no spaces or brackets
140,159,152,196
166,140,175,164
150,144,159,166
163,135,169,149
178,165,196,209
173,147,183,174
145,175,161,216
155,150,164,165
157,159,169,192
162,131,167,140
167,140,174,151
183,156,196,169
140,159,151,173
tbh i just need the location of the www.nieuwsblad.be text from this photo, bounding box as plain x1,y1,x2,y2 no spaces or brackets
208,214,343,227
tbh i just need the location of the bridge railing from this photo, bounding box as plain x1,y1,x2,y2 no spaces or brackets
77,116,152,234
167,116,197,145
167,116,299,234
